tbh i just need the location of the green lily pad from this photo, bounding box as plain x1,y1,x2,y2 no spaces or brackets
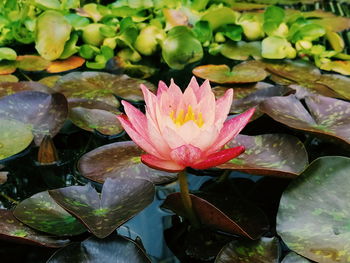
0,75,18,83
281,252,313,263
68,99,123,135
277,156,350,263
0,61,17,75
192,61,268,84
215,237,280,263
78,141,177,185
319,60,350,75
0,119,33,161
217,134,308,177
220,41,261,61
0,91,68,145
16,55,51,71
0,81,52,98
38,75,61,88
49,177,155,238
0,209,70,248
162,192,269,240
232,3,267,11
13,191,86,236
259,94,350,145
317,74,350,100
47,235,151,262
313,16,350,32
54,71,156,105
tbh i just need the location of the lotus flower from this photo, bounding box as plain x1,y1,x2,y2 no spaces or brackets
117,77,255,172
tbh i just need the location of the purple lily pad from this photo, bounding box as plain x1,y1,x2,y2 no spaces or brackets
281,252,313,263
162,192,269,240
49,177,155,238
217,134,308,177
277,156,350,263
78,141,177,185
0,91,68,145
68,99,123,135
13,191,86,236
54,71,156,106
259,94,350,145
0,81,52,98
0,209,69,248
47,235,151,263
215,237,280,263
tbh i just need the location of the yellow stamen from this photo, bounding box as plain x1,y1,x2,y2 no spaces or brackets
170,105,204,127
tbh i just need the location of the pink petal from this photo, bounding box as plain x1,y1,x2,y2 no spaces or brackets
191,125,220,151
117,115,162,158
176,120,201,143
188,76,201,99
191,146,245,169
162,126,187,149
141,154,185,172
170,144,203,167
147,117,172,158
215,89,234,127
197,79,212,100
197,88,216,126
141,84,157,119
121,100,147,135
157,81,168,97
209,108,255,154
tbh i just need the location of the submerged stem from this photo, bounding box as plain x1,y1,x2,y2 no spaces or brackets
178,170,200,228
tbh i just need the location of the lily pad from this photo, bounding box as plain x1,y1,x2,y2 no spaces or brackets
38,75,61,88
231,3,267,11
215,237,280,263
13,191,86,236
313,16,350,32
0,209,70,248
0,75,18,83
217,134,308,177
16,55,51,71
193,61,268,84
54,71,156,106
317,74,350,100
49,177,155,238
0,61,16,75
220,41,261,61
0,91,68,145
0,81,52,98
281,252,313,263
68,99,123,135
0,119,33,161
277,156,350,263
47,235,151,262
162,192,269,240
78,141,177,185
47,56,85,73
259,94,350,145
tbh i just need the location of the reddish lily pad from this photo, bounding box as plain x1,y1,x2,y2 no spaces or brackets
0,209,70,248
193,61,268,84
54,71,156,106
0,119,33,161
16,55,51,71
317,74,350,100
0,91,68,145
13,191,86,236
215,237,280,263
78,141,177,185
220,41,261,60
277,156,350,263
49,177,155,238
68,99,123,135
47,235,151,263
162,192,269,240
0,61,16,75
217,134,308,177
281,252,313,263
259,94,350,145
47,56,85,73
0,81,52,98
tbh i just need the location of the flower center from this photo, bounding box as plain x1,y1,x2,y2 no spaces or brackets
170,105,204,127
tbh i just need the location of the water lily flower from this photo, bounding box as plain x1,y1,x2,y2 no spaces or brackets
117,77,255,172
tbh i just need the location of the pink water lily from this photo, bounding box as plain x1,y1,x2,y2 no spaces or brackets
117,77,255,172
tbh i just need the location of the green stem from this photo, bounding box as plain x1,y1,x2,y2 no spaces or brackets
216,170,231,184
178,170,200,228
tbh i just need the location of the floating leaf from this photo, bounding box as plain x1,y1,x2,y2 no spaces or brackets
0,75,18,83
37,135,59,165
0,81,52,98
281,252,313,263
0,209,69,248
16,55,51,71
277,156,350,263
319,60,350,76
38,76,61,88
78,141,177,185
55,71,155,105
162,192,269,240
68,99,123,135
215,237,280,263
232,3,267,11
193,61,268,84
0,61,16,75
47,235,151,262
217,134,308,177
13,191,86,236
0,91,68,145
47,56,85,73
0,119,33,161
49,177,155,238
316,74,350,100
260,94,350,145
220,41,261,60
313,17,350,32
